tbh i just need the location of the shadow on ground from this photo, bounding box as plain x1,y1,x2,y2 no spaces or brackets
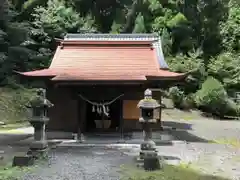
162,121,192,130
0,134,32,146
161,121,210,143
169,129,210,143
160,155,181,161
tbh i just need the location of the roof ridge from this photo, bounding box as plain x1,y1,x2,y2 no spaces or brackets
64,33,159,41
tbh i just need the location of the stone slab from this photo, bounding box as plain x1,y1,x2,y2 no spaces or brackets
12,155,34,167
144,156,161,170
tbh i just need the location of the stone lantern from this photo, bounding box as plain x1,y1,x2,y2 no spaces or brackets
27,88,53,158
137,89,161,170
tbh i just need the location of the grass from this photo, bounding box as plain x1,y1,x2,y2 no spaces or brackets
120,164,231,180
0,151,49,179
212,138,240,148
0,163,32,180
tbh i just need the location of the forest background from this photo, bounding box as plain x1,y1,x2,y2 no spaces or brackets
0,0,239,123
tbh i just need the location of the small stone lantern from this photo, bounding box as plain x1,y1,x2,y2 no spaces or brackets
137,89,161,170
27,88,53,158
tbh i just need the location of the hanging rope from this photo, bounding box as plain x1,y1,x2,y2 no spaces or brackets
78,94,124,116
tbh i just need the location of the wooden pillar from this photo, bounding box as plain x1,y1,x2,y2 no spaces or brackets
159,92,163,130
119,99,124,141
101,107,104,133
77,99,86,141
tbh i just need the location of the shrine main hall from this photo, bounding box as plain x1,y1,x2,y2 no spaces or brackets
18,33,187,133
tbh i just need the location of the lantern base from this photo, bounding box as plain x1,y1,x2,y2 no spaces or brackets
137,151,162,170
143,156,161,171
137,138,162,171
140,140,156,151
27,148,48,159
30,140,48,150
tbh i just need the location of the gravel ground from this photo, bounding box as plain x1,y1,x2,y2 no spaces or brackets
22,146,132,180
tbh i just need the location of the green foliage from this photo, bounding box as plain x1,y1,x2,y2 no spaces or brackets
208,53,240,90
32,0,96,38
110,21,123,34
167,54,207,94
220,0,240,52
168,87,196,110
133,13,146,33
166,13,188,29
168,86,184,108
195,77,238,117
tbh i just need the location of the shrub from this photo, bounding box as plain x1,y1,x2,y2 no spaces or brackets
224,98,240,117
167,55,207,94
168,87,196,110
168,86,184,108
195,77,238,117
181,93,196,110
237,106,240,117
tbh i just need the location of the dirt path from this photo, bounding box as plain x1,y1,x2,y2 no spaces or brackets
160,110,240,180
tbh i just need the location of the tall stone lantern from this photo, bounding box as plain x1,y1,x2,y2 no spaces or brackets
137,89,161,170
27,88,53,158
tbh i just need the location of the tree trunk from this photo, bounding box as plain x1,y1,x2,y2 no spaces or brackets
121,0,142,33
0,0,6,20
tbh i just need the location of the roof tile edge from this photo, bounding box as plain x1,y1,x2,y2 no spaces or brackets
64,33,159,41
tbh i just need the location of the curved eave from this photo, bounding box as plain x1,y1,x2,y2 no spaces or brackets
146,70,189,80
14,69,56,78
14,69,189,81
146,73,188,81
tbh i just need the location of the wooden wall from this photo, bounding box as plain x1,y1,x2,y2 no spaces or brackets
46,84,162,132
46,86,78,132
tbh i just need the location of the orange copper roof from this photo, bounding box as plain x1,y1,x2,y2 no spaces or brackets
18,37,187,81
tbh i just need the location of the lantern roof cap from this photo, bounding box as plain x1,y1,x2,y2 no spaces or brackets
137,99,160,109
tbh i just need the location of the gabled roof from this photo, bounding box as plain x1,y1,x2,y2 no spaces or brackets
63,33,169,69
18,33,187,81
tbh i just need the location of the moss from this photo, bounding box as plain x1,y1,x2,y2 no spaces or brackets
0,156,48,180
0,164,32,180
0,87,35,124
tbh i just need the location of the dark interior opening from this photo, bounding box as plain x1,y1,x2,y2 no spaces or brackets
142,109,154,119
85,99,121,132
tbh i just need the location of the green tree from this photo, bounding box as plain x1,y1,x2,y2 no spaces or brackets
0,1,35,84
220,0,240,52
32,0,96,38
208,53,240,90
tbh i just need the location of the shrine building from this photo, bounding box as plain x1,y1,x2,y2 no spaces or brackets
18,33,187,134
